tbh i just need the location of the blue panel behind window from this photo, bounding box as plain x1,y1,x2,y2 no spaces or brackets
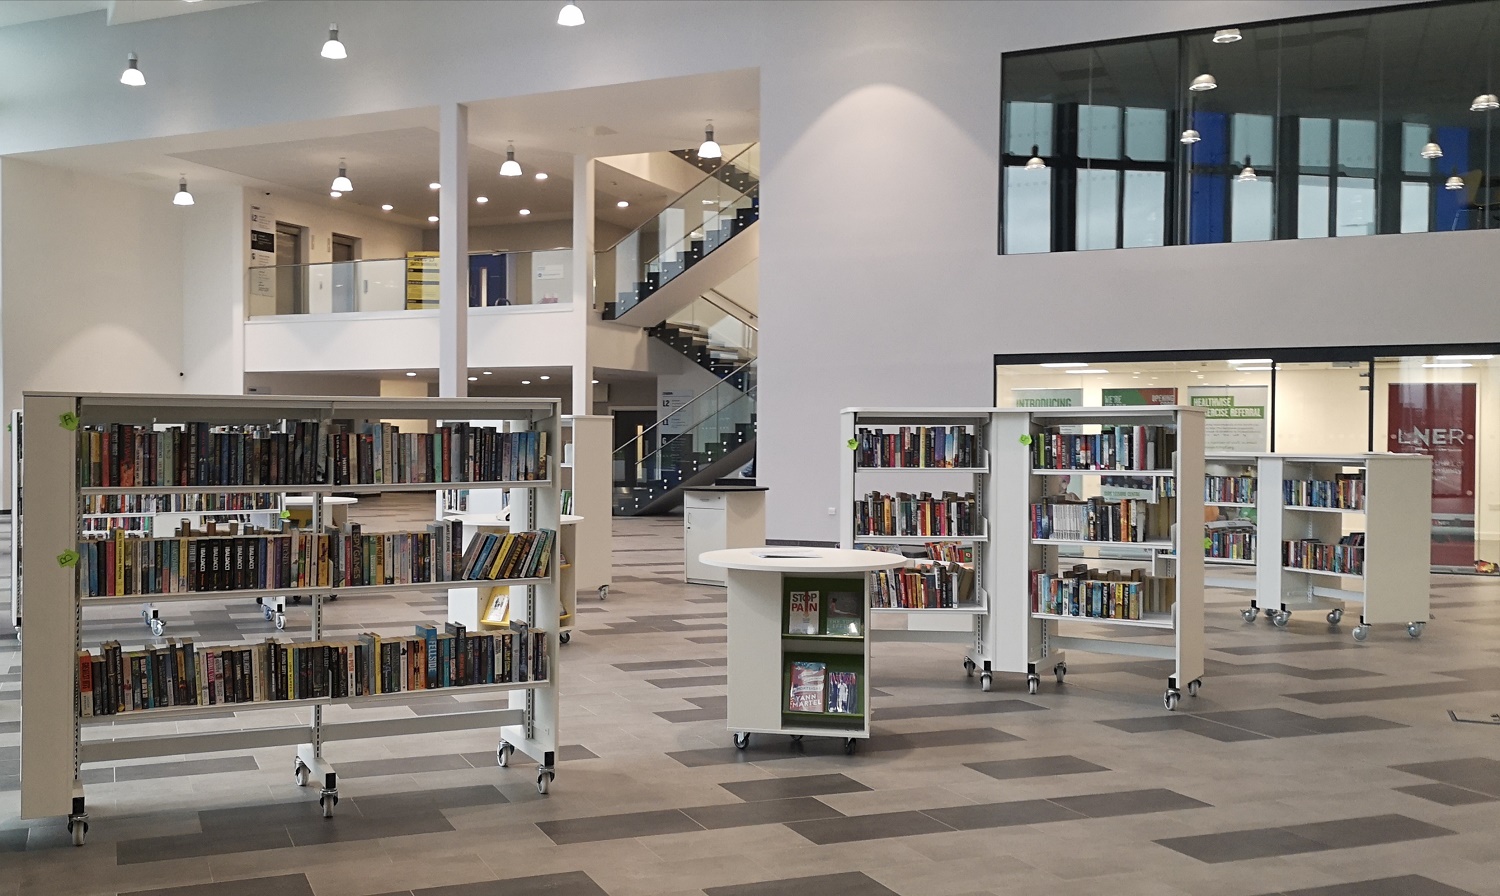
1189,111,1228,244
469,254,508,306
1434,125,1470,231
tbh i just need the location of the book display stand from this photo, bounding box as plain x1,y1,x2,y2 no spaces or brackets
20,393,567,844
702,546,904,755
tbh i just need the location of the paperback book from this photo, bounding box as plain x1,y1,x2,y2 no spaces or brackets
826,671,858,714
787,661,826,712
787,591,820,635
823,591,863,636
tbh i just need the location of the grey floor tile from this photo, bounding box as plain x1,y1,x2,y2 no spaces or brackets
654,706,725,723
1271,875,1480,896
537,809,702,845
353,784,508,814
667,726,1018,768
1216,642,1363,655
704,871,899,896
1285,813,1455,850
1288,680,1495,705
114,755,259,782
1395,783,1498,805
877,699,1045,720
682,796,843,829
1391,757,1500,796
0,828,27,853
1156,827,1329,863
784,809,953,845
687,635,728,644
320,753,474,779
719,773,871,802
1048,788,1210,818
613,658,716,671
965,754,1108,781
412,872,609,895
284,809,455,847
121,874,316,896
1098,714,1269,742
559,744,598,761
923,797,1085,830
645,674,727,689
117,825,296,865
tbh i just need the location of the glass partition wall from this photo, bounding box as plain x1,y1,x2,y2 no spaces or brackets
998,345,1500,573
1001,0,1500,253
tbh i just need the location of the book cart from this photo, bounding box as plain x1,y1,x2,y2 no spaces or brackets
1238,453,1431,641
838,409,1002,690
702,547,905,755
1203,453,1260,591
996,406,1206,711
445,512,582,644
20,393,567,845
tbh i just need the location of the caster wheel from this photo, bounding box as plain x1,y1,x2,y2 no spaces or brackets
1187,679,1201,697
559,631,571,645
290,596,302,606
963,658,976,677
1272,611,1289,628
790,735,803,744
497,742,513,767
328,595,338,602
537,771,554,795
67,819,87,847
1327,608,1344,625
275,613,286,631
598,586,608,601
294,760,310,787
1164,690,1180,711
733,732,750,750
843,738,857,756
1054,662,1067,685
1408,622,1424,639
980,671,993,693
149,618,165,637
1352,625,1369,642
1026,674,1039,695
1241,607,1259,623
262,605,274,621
319,792,338,818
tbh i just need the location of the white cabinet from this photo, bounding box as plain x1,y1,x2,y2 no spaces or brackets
684,487,767,585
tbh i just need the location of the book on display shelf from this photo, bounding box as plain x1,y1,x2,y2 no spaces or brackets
1029,496,1174,543
826,671,858,714
855,490,977,538
853,424,979,469
1032,424,1175,471
787,591,820,635
823,591,864,636
787,661,826,712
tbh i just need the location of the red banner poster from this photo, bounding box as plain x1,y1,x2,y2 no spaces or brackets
1387,382,1477,568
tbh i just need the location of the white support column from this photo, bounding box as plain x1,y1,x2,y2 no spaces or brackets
439,102,470,398
571,153,595,414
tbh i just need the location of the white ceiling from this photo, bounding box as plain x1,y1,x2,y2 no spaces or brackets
0,0,258,28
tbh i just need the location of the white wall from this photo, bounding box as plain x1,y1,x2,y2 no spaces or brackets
182,186,247,394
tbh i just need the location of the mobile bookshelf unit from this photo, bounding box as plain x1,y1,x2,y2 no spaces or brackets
20,393,567,844
703,546,905,755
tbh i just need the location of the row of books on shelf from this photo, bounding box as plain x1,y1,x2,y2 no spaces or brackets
1205,529,1256,561
853,425,980,469
1205,475,1256,505
1031,425,1175,472
787,590,864,636
1028,565,1177,619
83,493,279,514
1283,534,1365,575
76,421,548,489
868,561,975,610
1284,475,1366,510
854,491,977,538
81,513,267,536
1029,496,1173,543
787,661,859,714
77,522,556,596
77,622,548,716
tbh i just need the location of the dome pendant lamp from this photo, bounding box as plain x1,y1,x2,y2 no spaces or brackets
557,3,584,26
120,52,145,87
1445,175,1465,191
173,176,194,207
1212,28,1242,43
499,143,523,177
1024,145,1046,170
331,158,353,193
1236,155,1257,182
1189,73,1218,92
698,121,722,160
1471,93,1500,112
321,23,347,60
1180,129,1201,144
1420,141,1443,160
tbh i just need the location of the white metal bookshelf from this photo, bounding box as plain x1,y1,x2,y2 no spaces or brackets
1203,453,1261,590
998,406,1206,711
20,393,567,844
562,415,613,600
839,408,1001,690
1240,453,1431,641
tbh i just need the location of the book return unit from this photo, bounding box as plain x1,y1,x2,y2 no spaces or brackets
20,393,568,845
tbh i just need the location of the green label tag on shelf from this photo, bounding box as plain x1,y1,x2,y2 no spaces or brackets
846,438,858,450
280,510,292,520
58,412,79,431
57,549,79,568
1019,434,1033,446
1203,537,1213,551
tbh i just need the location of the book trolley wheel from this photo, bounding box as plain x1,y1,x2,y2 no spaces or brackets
1164,689,1181,711
598,585,608,601
294,759,310,787
1327,608,1344,625
979,671,993,693
1353,624,1370,641
1054,662,1068,685
537,768,554,795
559,631,571,645
1026,674,1039,695
497,741,513,767
1241,607,1259,623
843,738,857,756
1408,622,1424,639
67,797,88,847
1271,610,1290,628
962,657,976,677
1187,679,1201,697
275,612,286,631
733,732,750,750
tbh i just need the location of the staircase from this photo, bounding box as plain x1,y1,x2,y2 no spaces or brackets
647,319,755,391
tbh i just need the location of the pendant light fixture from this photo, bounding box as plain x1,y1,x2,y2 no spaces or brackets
1420,141,1443,160
1212,28,1242,43
331,158,353,193
1189,73,1218,92
1180,129,1201,144
557,2,584,26
1024,144,1046,170
1446,175,1465,191
698,121,722,160
1236,155,1257,182
120,52,145,87
1471,93,1500,112
173,176,194,207
321,23,347,60
499,143,523,177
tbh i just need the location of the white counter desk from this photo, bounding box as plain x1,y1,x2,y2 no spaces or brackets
700,547,905,754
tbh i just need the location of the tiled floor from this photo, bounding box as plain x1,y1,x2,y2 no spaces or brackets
2,502,1500,894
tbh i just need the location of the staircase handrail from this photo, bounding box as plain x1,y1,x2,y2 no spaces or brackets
613,359,757,461
631,385,756,478
595,142,760,255
701,289,758,330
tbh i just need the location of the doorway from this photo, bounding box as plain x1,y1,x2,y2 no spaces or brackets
275,222,307,315
331,233,361,312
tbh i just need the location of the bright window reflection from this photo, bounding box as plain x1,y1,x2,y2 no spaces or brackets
1123,171,1166,247
1078,105,1122,160
1298,175,1330,239
1004,166,1051,254
1076,169,1119,250
1231,177,1274,242
1336,177,1375,236
1400,182,1431,233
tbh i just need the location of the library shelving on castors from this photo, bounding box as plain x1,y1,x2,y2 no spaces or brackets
1202,454,1261,590
839,408,1000,690
997,406,1206,711
1240,453,1431,642
20,392,569,844
702,547,904,755
561,415,613,601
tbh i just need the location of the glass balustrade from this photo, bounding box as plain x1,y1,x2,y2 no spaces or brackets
246,250,574,318
664,293,758,364
613,361,757,498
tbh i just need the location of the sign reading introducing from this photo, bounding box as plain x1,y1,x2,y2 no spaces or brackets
1187,385,1269,453
1012,387,1084,409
